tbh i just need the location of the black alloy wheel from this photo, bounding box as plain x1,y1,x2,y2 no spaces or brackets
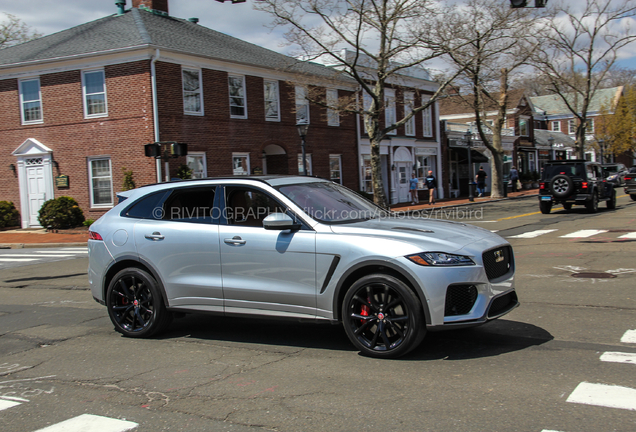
563,203,572,211
551,175,574,198
540,201,552,214
586,192,599,213
342,274,425,358
106,268,171,338
607,189,616,209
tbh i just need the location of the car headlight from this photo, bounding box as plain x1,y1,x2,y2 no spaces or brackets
608,175,617,180
406,252,475,266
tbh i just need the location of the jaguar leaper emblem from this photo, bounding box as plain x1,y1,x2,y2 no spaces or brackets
494,250,504,263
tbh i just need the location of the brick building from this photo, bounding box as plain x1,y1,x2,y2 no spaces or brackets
0,0,358,228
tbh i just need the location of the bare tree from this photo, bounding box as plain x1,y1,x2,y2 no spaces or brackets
435,0,539,198
256,0,466,208
533,0,636,159
0,13,41,49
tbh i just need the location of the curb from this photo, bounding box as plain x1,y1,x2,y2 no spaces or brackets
393,193,539,215
0,242,88,249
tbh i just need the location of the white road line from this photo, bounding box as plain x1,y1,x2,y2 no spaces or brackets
33,414,138,432
560,229,608,238
618,232,636,239
0,258,39,262
0,254,73,258
600,351,636,365
567,382,636,410
621,330,636,343
508,229,558,239
0,399,21,411
32,251,87,254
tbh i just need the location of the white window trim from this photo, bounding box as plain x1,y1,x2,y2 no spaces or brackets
519,117,529,137
19,77,43,125
229,74,247,119
385,88,396,135
264,80,280,122
186,152,207,179
88,157,114,208
552,121,560,132
329,154,342,184
295,86,310,125
568,119,576,134
182,67,204,116
232,152,250,175
298,153,313,176
327,88,340,126
422,96,433,137
404,92,415,136
82,69,108,119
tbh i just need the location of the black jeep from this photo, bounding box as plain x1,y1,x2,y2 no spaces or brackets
538,160,616,214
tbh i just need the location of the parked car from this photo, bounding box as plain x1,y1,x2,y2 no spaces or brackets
602,163,628,187
88,176,518,358
624,166,636,201
539,160,616,214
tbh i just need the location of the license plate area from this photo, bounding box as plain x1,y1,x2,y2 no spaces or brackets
540,196,552,201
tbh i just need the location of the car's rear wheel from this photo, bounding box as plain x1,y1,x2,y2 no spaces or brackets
106,268,171,338
631,194,636,201
563,203,572,211
342,274,425,359
607,189,616,209
586,192,599,213
540,201,552,214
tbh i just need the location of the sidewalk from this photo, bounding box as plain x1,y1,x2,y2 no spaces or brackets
0,188,539,248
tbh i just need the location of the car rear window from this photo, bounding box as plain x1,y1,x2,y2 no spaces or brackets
542,164,586,180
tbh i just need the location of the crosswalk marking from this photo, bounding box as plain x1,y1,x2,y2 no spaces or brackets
0,254,75,258
600,352,636,365
560,230,608,238
32,250,87,254
0,399,21,411
508,229,558,238
622,330,636,343
618,232,636,239
567,382,636,411
33,414,138,432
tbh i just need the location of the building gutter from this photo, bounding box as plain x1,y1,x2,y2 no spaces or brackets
151,48,162,183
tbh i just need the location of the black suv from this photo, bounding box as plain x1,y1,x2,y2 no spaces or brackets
539,160,616,214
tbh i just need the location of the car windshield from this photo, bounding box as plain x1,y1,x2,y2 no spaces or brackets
278,182,388,223
603,165,619,174
542,164,586,180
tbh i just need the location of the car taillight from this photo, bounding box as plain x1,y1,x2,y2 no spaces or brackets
540,182,545,189
626,176,634,181
89,231,103,241
581,182,588,189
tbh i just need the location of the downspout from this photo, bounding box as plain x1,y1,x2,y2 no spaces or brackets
151,48,162,183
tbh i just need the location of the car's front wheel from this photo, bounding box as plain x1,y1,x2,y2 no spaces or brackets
106,268,171,338
342,274,425,359
540,201,552,214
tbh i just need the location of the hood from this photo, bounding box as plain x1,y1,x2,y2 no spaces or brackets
328,216,500,253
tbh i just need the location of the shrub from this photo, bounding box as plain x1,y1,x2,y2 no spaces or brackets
122,167,136,191
83,219,95,227
0,201,20,228
38,196,85,229
176,164,193,179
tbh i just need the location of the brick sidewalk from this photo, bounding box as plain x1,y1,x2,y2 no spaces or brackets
391,188,539,212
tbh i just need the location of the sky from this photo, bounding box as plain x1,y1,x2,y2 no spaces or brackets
1,0,636,72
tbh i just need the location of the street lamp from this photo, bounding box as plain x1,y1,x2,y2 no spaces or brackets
548,136,555,160
598,139,604,164
464,129,474,202
297,123,309,176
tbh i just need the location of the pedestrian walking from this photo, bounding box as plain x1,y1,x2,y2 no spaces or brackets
510,166,519,193
425,170,437,205
475,166,488,197
409,173,419,205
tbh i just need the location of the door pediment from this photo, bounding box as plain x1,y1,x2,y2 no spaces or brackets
12,138,53,156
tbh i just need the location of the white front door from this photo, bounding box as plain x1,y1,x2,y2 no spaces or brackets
396,162,411,203
26,163,47,227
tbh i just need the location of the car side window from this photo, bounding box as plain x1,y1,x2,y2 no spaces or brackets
225,187,285,228
162,187,216,224
123,190,170,219
586,165,595,179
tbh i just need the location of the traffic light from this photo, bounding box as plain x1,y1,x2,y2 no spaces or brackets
510,0,547,7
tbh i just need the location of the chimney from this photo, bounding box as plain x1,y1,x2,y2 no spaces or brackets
115,0,126,15
132,0,169,14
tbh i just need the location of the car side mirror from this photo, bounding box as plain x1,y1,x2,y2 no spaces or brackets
263,213,301,231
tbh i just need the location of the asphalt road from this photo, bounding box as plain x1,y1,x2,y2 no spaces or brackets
0,194,635,432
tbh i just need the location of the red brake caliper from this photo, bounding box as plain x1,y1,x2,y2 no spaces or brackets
360,304,370,324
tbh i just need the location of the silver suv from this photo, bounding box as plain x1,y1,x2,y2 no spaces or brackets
88,176,518,358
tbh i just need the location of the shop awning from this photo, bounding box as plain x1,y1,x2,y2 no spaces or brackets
449,147,489,163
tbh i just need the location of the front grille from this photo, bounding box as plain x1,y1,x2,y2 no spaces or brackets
445,284,478,316
482,246,513,281
487,291,518,318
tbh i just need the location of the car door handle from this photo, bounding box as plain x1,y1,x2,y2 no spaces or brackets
145,232,165,241
224,236,246,245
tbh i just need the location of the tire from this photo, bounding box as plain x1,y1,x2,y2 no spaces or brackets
540,201,552,214
586,192,599,213
631,194,636,201
563,203,572,211
342,274,425,359
550,175,574,198
607,189,616,210
106,268,171,338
